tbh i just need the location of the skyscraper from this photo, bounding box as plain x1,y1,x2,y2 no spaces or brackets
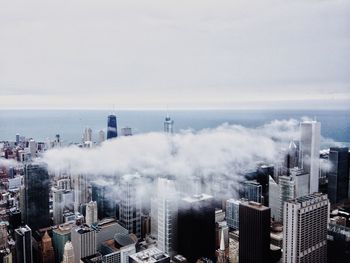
23,163,50,230
91,180,116,219
328,147,349,204
83,127,92,142
62,241,75,263
53,223,74,263
226,199,241,230
15,225,33,263
239,201,270,263
71,226,97,263
107,114,118,139
156,178,178,256
241,180,262,203
85,201,98,226
178,194,215,262
299,120,321,193
121,127,132,136
74,174,88,213
41,231,55,263
283,193,329,263
98,130,105,144
119,176,141,238
164,115,174,134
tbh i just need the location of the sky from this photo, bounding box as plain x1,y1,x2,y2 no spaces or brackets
0,0,349,109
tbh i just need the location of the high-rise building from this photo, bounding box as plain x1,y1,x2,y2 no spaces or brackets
41,231,55,263
107,114,118,139
0,222,8,248
85,201,98,226
241,180,262,203
164,115,174,134
327,223,350,263
71,226,97,263
53,188,74,225
156,178,178,256
74,174,88,213
83,127,93,142
328,147,349,204
91,180,116,219
28,139,37,157
119,176,141,238
283,193,329,263
53,223,74,263
62,241,75,263
239,201,270,263
15,225,33,263
285,140,299,170
299,120,321,193
98,130,105,144
23,163,50,230
178,194,215,262
226,199,241,230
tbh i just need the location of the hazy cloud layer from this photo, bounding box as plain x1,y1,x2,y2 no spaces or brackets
0,0,349,109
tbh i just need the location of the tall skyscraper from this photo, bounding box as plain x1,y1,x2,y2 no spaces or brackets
328,147,349,204
156,178,178,256
119,176,141,238
62,241,75,263
74,174,88,212
23,163,50,230
83,127,92,142
164,115,174,134
178,194,215,262
226,199,241,230
241,180,262,203
71,226,97,263
85,201,98,226
239,201,270,263
299,120,321,193
53,224,74,263
283,193,329,263
91,180,116,219
98,130,105,144
107,114,118,139
41,231,55,263
53,187,74,225
15,225,33,263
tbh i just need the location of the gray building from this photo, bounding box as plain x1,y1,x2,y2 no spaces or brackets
15,225,33,263
71,225,97,263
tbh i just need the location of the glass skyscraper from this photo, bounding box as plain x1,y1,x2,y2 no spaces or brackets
107,114,118,139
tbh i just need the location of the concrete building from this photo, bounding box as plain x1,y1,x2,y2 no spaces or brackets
85,201,98,226
129,247,170,263
299,121,321,193
53,223,74,263
226,199,241,230
100,233,136,263
62,241,75,263
71,226,97,263
283,193,329,263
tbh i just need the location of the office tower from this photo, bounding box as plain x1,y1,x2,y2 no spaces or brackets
41,231,55,263
256,164,274,206
0,222,7,248
178,194,215,262
164,115,174,134
53,223,74,263
269,175,281,221
16,133,20,144
327,223,350,263
74,174,88,212
283,193,329,263
91,180,116,219
156,178,178,256
15,225,33,263
285,140,299,170
83,127,92,142
100,233,136,263
299,120,321,193
129,247,170,263
62,241,75,263
226,199,241,230
28,139,37,157
23,163,50,230
239,201,270,263
107,114,118,139
150,197,158,238
241,180,262,203
119,177,141,238
55,134,61,147
58,178,72,190
121,127,132,136
85,201,98,226
98,130,105,144
71,226,97,263
53,188,74,225
328,147,349,203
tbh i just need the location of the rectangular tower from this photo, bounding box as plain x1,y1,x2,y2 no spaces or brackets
15,225,33,263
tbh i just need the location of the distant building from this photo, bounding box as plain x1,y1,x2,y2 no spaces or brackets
62,241,75,263
85,201,98,226
178,194,215,262
83,127,93,142
129,247,170,263
23,163,50,230
74,174,88,213
283,193,329,263
98,130,105,144
241,180,262,203
91,180,116,220
299,120,321,193
239,201,270,263
164,115,174,134
121,127,132,136
15,225,33,263
328,147,349,203
107,114,118,139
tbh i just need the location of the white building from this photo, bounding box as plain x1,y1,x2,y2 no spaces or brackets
74,174,88,212
299,121,321,193
98,130,105,144
283,193,329,263
62,241,75,263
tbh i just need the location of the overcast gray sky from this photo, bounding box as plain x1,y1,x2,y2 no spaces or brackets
0,0,349,109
